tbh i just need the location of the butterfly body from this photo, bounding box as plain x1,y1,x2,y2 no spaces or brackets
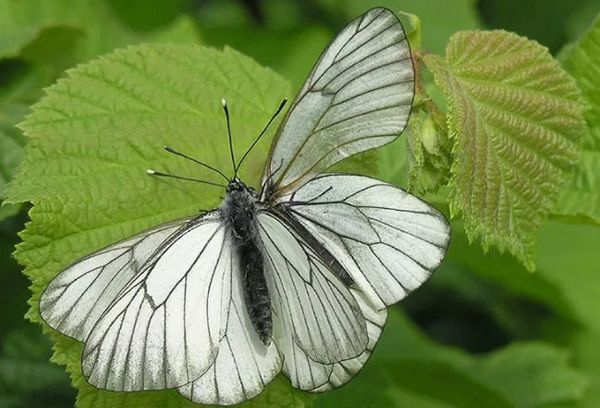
221,178,273,345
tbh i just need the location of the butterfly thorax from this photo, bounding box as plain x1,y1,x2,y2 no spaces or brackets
221,178,273,345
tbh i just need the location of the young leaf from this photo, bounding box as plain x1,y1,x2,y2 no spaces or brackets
556,15,600,225
406,112,451,195
424,30,586,269
7,44,299,407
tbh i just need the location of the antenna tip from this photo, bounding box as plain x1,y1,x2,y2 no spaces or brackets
221,98,227,107
146,169,156,175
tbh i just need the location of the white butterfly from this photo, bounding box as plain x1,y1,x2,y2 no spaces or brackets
39,7,450,406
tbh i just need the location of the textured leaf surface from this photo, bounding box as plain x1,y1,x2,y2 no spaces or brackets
557,16,600,225
424,30,586,269
7,44,301,407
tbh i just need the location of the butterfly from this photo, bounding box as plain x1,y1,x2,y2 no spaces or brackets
39,7,450,406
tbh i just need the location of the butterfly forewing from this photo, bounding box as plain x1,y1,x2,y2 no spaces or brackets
264,8,414,197
39,220,187,342
80,213,232,391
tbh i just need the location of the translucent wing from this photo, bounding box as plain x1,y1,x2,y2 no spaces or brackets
80,212,234,391
309,289,387,392
263,7,414,197
256,212,369,369
275,287,385,391
281,174,450,310
39,219,188,342
177,247,281,405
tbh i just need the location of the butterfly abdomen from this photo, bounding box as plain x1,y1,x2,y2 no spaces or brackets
222,183,273,345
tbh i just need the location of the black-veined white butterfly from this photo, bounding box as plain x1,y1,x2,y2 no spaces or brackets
39,7,450,405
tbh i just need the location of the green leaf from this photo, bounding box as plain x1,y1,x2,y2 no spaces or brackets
7,43,304,407
424,30,586,270
315,310,586,408
465,342,587,407
556,15,600,225
445,223,577,325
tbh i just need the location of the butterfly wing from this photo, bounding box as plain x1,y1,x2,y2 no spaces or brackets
280,174,451,311
256,211,381,390
262,7,414,198
309,288,386,392
39,218,189,342
177,247,281,405
79,211,234,391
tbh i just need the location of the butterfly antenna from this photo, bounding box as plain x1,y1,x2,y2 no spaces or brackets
235,98,288,175
146,169,227,188
221,99,236,177
163,146,230,182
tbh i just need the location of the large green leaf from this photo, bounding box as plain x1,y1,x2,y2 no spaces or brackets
6,43,307,407
556,15,600,225
424,30,586,269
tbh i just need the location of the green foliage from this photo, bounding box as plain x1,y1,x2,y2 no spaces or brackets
424,30,586,270
0,0,201,221
2,2,600,408
406,111,452,195
7,43,291,407
556,16,600,225
320,0,482,53
535,222,600,407
315,310,586,408
0,327,74,408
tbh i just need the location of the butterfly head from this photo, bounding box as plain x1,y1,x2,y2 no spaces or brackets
226,178,258,198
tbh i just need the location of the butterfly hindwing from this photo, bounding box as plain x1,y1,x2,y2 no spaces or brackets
256,212,369,365
264,7,414,197
309,288,387,392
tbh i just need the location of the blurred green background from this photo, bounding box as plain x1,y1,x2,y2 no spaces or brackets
1,0,599,407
